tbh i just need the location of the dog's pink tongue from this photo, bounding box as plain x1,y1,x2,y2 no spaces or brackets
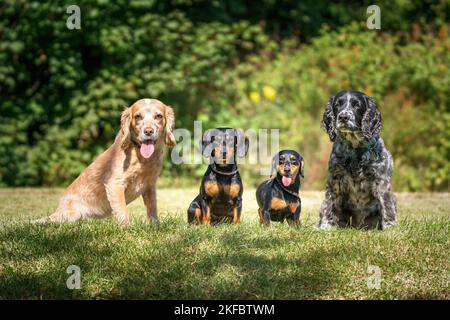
282,176,292,187
140,142,155,159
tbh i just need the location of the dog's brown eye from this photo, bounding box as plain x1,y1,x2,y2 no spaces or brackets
135,114,142,121
155,114,163,120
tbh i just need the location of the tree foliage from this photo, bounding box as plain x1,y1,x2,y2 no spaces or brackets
0,0,448,190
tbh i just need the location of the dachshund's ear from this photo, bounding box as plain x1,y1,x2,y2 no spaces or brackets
201,129,214,158
270,153,279,178
322,95,336,142
362,95,382,140
120,107,132,149
164,105,176,147
236,129,249,158
300,160,305,178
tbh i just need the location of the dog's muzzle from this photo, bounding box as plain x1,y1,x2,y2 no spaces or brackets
337,111,357,131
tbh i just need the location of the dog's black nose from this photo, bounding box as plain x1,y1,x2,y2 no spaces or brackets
284,167,291,173
144,127,154,136
338,113,350,122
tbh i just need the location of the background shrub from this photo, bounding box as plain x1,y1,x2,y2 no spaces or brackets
0,0,448,191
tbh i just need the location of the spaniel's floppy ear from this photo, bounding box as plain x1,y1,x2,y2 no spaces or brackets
164,105,176,147
236,129,249,158
322,95,337,142
120,107,132,149
362,95,382,140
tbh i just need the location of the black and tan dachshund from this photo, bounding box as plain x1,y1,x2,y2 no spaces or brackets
188,128,249,225
256,150,304,226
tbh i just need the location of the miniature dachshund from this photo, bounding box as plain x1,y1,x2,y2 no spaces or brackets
256,150,304,226
188,128,249,225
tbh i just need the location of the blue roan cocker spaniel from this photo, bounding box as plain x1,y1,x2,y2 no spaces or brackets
319,90,397,230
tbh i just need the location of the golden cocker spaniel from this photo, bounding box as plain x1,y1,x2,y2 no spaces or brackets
40,98,176,225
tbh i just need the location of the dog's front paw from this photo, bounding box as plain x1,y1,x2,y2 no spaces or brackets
381,220,396,230
315,222,332,231
115,214,129,226
149,215,160,224
262,220,270,227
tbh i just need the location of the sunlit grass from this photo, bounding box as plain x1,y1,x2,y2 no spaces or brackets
0,189,448,299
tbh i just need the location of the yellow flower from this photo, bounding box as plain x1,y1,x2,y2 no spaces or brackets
197,113,209,123
249,91,261,103
262,85,277,101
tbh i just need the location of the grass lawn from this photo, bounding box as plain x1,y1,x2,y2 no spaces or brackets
0,188,448,299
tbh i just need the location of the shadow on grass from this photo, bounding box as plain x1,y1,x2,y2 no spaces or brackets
112,227,341,299
0,222,115,299
0,221,342,299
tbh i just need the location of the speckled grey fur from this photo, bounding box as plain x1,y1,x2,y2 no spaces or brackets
318,91,397,230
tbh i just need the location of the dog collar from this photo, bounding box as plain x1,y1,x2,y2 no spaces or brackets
275,178,300,198
211,166,238,176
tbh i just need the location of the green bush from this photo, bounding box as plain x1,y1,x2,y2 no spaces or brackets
0,0,274,186
229,24,450,191
0,1,448,190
